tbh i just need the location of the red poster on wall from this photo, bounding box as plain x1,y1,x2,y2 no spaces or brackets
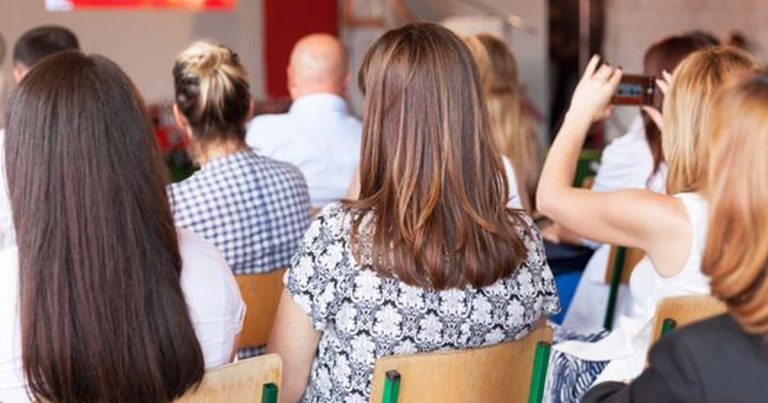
46,0,235,11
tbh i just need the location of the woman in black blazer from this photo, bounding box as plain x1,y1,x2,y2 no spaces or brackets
583,72,768,403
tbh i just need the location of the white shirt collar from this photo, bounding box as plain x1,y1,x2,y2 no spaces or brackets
289,93,349,116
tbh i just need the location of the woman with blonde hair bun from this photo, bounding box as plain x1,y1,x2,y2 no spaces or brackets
169,41,312,355
583,71,768,403
537,47,756,402
465,34,541,212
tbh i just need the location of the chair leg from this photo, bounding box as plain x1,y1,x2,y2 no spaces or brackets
382,370,401,403
528,341,552,403
604,246,627,330
262,383,278,403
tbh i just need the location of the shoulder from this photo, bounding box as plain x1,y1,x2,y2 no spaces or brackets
250,153,310,192
670,314,752,349
247,113,290,131
177,228,241,302
245,114,292,148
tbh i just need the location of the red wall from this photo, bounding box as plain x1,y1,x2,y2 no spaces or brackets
264,0,338,98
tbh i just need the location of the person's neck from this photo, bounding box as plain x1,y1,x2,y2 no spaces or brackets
192,138,247,165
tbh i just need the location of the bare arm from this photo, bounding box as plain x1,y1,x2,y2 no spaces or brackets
267,290,321,403
537,56,690,277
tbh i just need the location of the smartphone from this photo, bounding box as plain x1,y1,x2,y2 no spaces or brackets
611,74,656,106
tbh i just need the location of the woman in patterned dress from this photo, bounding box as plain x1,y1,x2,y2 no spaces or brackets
267,23,560,403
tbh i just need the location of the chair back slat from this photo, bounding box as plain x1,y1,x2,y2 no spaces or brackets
369,325,553,403
236,269,286,350
174,354,282,402
650,295,727,345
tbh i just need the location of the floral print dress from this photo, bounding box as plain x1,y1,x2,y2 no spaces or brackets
285,203,560,403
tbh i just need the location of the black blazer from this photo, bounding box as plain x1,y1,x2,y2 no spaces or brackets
582,314,768,403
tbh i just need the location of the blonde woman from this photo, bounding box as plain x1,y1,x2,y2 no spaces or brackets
537,47,756,402
465,34,541,212
168,41,312,355
584,71,768,403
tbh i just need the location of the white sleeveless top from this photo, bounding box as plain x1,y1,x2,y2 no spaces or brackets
555,192,710,384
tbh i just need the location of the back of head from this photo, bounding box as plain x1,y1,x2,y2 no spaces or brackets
12,25,79,70
5,51,204,402
464,34,540,211
173,40,251,143
662,46,756,194
702,72,768,334
288,33,347,99
642,33,716,180
350,23,529,290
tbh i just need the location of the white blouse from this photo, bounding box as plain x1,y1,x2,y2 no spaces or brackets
0,229,245,403
555,193,710,384
562,116,667,332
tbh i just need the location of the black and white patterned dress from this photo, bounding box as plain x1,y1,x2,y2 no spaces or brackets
286,203,560,403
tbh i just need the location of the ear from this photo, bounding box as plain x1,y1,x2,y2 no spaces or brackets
287,64,299,100
173,103,192,137
13,64,27,83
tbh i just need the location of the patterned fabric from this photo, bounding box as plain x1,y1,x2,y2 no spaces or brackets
545,326,610,403
285,203,560,403
168,149,311,274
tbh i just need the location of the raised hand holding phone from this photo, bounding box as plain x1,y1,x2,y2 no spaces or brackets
567,55,623,126
642,70,673,131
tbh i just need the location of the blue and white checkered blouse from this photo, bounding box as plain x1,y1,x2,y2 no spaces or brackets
168,149,311,274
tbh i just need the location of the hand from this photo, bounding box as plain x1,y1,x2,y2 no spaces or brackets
567,55,623,123
641,70,673,131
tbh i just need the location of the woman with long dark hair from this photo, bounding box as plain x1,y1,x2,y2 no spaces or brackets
268,23,559,403
0,51,244,403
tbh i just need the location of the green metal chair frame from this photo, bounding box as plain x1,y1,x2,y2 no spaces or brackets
603,246,628,330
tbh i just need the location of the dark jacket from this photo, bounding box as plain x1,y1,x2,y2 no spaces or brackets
582,314,768,403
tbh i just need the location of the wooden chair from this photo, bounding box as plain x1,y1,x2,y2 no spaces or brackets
649,295,727,344
369,325,553,403
602,246,645,330
174,354,282,403
236,269,287,350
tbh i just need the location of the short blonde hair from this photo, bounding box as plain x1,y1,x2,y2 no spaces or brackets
662,47,756,194
703,72,768,334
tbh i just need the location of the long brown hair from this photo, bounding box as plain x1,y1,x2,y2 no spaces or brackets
347,23,529,290
465,34,541,212
5,52,205,402
702,72,768,334
662,46,756,194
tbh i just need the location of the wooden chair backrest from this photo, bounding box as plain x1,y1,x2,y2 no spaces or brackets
368,325,553,403
604,246,645,285
174,354,282,403
650,295,727,345
236,269,286,350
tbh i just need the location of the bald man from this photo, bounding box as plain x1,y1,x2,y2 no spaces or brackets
246,34,362,208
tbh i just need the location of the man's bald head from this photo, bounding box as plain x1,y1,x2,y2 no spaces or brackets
288,34,348,100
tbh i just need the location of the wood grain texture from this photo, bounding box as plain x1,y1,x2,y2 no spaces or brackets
174,354,282,403
604,246,645,285
650,295,727,345
368,325,553,403
236,269,287,350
